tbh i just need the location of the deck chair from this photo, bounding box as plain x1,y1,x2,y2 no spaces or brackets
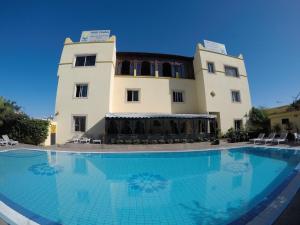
261,133,276,144
272,133,288,144
249,133,265,144
2,135,18,145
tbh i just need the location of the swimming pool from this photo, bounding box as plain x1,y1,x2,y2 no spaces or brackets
0,147,299,225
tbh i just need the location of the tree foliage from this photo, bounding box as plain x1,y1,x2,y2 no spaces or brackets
0,97,49,145
246,107,270,134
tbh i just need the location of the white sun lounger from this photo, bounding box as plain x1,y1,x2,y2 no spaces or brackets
0,138,8,146
68,135,81,143
79,137,91,144
295,133,300,143
249,133,265,144
272,133,288,144
92,139,102,144
2,135,18,145
261,133,276,144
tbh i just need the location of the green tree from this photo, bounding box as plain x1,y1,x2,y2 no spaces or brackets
0,96,22,126
246,107,270,134
0,96,49,145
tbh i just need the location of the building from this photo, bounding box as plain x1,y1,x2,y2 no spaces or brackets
265,105,300,132
54,33,252,144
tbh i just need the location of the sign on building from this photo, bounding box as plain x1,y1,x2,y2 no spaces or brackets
204,40,227,55
80,30,111,42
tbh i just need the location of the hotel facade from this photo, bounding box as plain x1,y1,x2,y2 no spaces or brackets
54,34,252,144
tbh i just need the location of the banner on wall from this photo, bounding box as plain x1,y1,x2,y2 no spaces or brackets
80,30,111,42
204,40,227,55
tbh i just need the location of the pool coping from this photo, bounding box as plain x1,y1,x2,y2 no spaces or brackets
2,144,300,154
0,146,300,225
0,201,39,225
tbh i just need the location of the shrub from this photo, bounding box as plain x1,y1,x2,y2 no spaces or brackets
225,127,249,143
246,107,270,138
0,97,49,145
272,124,282,133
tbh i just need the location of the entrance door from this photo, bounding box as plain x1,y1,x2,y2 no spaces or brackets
50,124,56,145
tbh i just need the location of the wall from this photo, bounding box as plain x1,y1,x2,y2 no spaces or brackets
42,121,57,146
54,37,253,143
269,111,300,132
111,76,198,114
194,44,252,133
54,37,116,144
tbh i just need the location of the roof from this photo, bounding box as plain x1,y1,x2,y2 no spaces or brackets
116,52,193,61
105,112,216,119
265,104,300,116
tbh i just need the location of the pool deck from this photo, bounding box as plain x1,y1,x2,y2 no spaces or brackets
0,141,300,225
1,140,300,153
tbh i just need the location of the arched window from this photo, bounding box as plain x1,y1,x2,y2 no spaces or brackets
162,62,172,77
121,60,130,75
108,120,118,134
134,121,145,134
170,120,179,134
180,121,187,134
152,120,162,134
140,61,151,75
121,120,132,134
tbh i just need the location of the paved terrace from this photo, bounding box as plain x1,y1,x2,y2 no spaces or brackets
1,140,300,153
0,140,300,225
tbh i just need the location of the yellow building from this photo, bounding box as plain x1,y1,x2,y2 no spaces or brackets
266,105,300,132
54,33,252,144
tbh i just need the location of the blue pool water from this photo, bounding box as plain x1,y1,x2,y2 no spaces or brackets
0,147,299,225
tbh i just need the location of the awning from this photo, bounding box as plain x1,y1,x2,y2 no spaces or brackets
105,112,216,119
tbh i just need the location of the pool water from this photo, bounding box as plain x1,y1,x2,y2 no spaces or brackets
0,147,299,225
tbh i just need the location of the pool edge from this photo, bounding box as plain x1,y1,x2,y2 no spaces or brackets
246,170,300,225
1,146,300,225
0,201,39,225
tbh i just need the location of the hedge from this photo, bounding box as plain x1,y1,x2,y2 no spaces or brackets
0,114,49,145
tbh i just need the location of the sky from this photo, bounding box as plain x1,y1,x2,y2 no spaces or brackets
0,0,299,118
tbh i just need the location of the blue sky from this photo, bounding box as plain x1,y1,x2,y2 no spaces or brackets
0,0,299,118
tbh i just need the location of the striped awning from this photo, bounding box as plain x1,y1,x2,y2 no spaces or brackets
105,113,216,119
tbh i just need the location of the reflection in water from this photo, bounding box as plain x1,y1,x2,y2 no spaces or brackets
0,147,299,225
28,163,64,176
128,173,168,193
223,162,250,174
73,158,88,174
77,190,90,204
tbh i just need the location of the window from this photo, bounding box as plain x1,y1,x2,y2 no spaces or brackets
231,90,241,103
162,62,172,77
75,84,88,98
225,66,239,77
140,61,151,75
234,120,243,130
175,64,184,78
127,90,139,102
75,55,96,67
282,118,289,125
136,62,141,75
173,91,184,103
73,116,86,132
121,60,132,75
150,63,156,76
207,62,215,73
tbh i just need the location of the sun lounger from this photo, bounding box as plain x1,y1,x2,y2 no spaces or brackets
2,135,18,145
79,137,91,144
92,139,102,144
295,133,300,143
249,133,265,144
68,135,80,143
261,133,276,144
272,133,288,144
0,138,8,146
